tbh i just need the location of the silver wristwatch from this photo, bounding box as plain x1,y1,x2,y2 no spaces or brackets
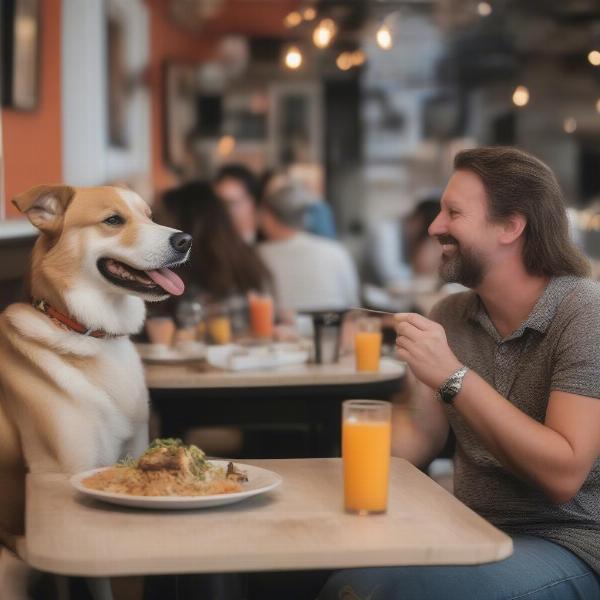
438,366,469,404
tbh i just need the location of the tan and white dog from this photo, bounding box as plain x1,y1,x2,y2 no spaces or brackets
0,184,191,599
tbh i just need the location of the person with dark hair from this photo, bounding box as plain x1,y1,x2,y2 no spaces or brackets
214,163,261,244
160,180,272,301
319,147,600,599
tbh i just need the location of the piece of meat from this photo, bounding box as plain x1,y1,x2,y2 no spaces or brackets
138,447,190,473
226,462,248,483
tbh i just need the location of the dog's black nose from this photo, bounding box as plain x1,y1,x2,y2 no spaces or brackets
170,232,192,253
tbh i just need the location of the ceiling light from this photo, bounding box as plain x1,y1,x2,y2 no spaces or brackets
284,45,303,70
477,2,492,17
284,11,302,28
351,49,366,66
217,135,235,157
336,52,353,71
588,50,600,66
376,24,393,50
303,7,316,21
512,85,529,107
313,18,337,49
563,117,577,134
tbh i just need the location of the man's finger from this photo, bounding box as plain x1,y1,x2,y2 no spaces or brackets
394,312,436,331
395,321,420,342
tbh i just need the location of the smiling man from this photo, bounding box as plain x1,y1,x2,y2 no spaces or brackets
319,147,600,600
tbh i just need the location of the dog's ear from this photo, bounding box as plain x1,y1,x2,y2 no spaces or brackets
12,185,76,234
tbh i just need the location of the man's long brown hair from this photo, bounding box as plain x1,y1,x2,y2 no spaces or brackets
454,146,590,278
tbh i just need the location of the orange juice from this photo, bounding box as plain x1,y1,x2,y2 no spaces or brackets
249,294,274,338
342,420,391,513
355,331,382,372
208,316,232,345
145,317,176,346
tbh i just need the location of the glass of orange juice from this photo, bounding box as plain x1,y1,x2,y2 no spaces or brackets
354,317,382,372
342,399,392,515
248,292,274,338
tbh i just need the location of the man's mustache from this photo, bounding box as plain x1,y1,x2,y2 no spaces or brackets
437,235,458,246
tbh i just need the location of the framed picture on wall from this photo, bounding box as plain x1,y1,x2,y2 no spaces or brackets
163,62,200,175
1,0,41,110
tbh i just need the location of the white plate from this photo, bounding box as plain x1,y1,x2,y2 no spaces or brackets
206,343,309,371
135,342,206,363
70,461,282,510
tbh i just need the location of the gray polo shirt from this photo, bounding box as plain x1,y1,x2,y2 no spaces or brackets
431,276,600,574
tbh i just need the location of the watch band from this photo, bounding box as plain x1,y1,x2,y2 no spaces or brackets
438,366,469,404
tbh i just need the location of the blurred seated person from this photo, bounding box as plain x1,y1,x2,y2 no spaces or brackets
213,163,261,244
367,196,442,293
258,178,360,313
262,166,337,240
156,180,272,322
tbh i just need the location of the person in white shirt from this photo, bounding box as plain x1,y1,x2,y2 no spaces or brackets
258,180,360,313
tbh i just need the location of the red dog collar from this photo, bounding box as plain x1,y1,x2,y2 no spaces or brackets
32,299,111,339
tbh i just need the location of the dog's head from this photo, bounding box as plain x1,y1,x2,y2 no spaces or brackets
13,184,192,305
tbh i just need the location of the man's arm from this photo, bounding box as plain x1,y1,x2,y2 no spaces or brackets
395,312,600,504
391,373,450,469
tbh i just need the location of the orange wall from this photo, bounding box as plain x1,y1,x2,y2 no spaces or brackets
2,0,63,218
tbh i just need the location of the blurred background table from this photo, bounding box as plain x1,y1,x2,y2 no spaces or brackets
145,357,405,457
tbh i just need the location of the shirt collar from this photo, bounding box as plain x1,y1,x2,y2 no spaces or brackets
465,275,581,341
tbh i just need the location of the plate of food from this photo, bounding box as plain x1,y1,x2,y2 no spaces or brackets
71,439,282,509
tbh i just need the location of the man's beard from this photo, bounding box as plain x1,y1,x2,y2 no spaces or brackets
437,235,485,288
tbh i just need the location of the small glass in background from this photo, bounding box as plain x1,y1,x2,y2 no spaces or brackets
248,292,274,339
174,297,203,348
342,399,392,515
145,316,176,347
205,302,232,345
354,317,382,372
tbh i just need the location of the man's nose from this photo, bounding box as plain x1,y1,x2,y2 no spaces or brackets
428,213,445,237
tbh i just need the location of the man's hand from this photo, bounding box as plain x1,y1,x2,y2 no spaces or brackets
394,313,463,390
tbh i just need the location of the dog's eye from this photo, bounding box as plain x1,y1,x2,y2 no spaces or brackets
103,215,125,226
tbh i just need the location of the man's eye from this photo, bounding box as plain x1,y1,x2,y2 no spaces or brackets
103,215,125,226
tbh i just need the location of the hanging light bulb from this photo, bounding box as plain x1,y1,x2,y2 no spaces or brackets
588,50,600,66
512,85,529,107
477,2,492,17
351,49,366,66
336,52,353,71
563,117,577,134
217,135,236,157
284,45,303,70
303,7,316,21
376,24,393,50
284,11,302,28
313,18,337,48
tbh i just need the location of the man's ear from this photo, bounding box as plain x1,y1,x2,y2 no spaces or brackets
12,185,76,234
499,213,527,245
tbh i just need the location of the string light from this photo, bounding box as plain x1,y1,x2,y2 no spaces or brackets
303,7,316,21
313,18,337,48
563,117,577,134
376,24,393,50
284,11,302,28
351,49,366,66
588,50,600,66
477,2,492,17
336,52,353,71
217,135,235,157
284,45,303,69
512,85,529,107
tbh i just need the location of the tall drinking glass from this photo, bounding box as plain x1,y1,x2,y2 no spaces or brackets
248,292,274,338
342,399,392,515
354,317,382,372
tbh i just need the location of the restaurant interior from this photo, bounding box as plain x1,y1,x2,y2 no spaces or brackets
1,0,600,599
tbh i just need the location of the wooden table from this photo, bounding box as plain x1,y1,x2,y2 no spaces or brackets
25,458,512,577
146,358,405,457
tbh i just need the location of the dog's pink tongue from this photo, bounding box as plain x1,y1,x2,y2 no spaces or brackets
145,268,185,296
